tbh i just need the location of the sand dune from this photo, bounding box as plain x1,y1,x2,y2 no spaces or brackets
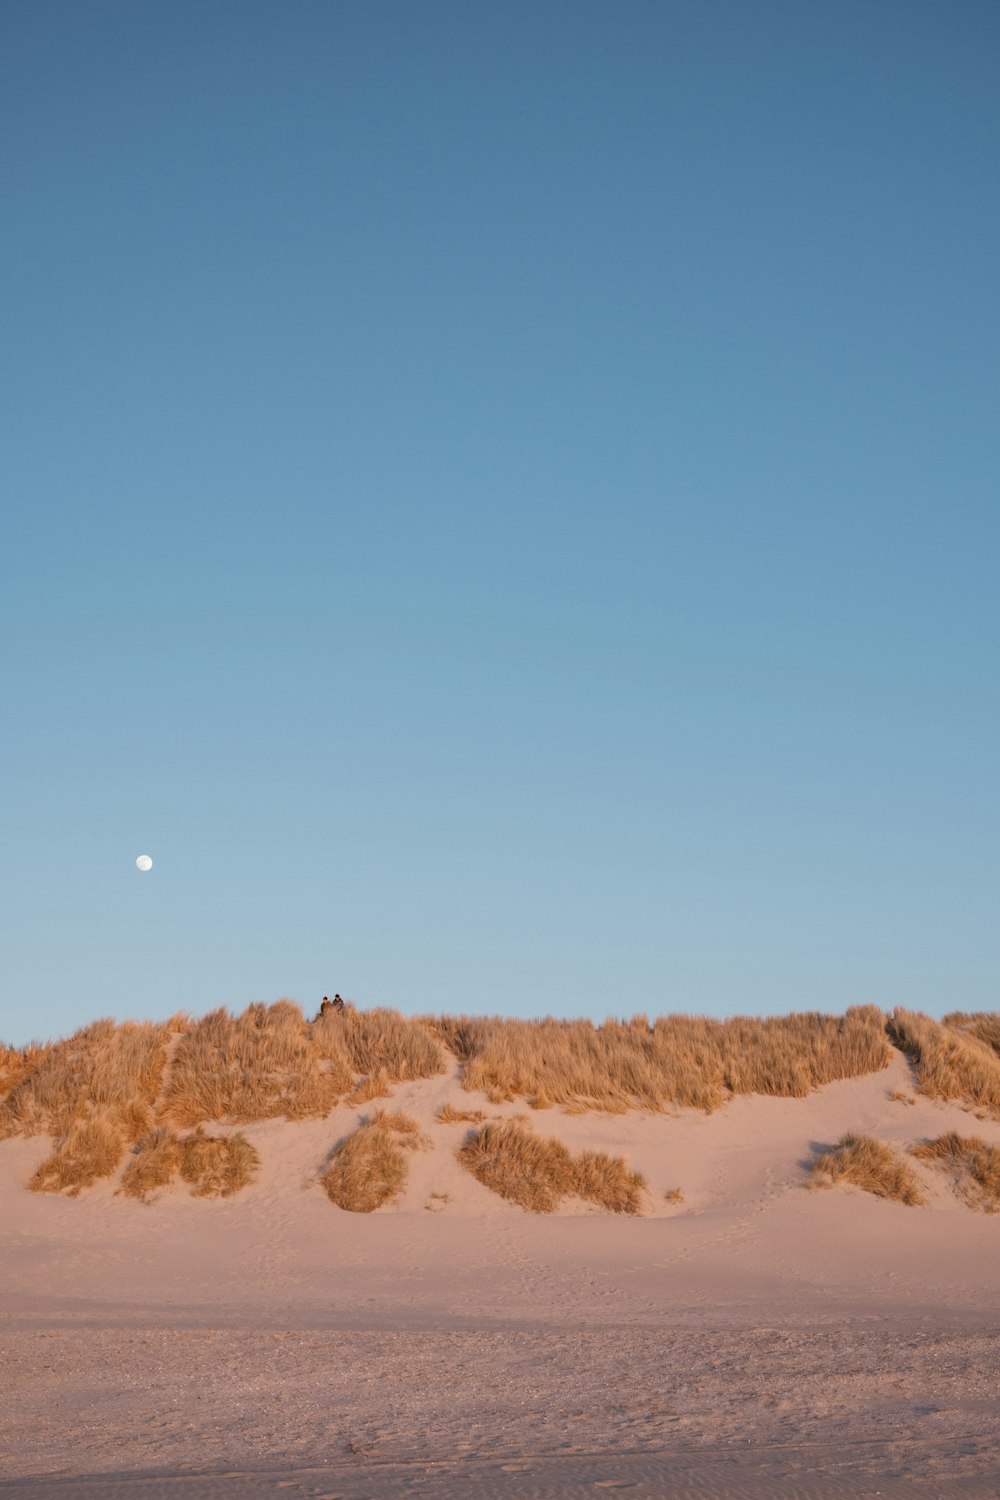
3,1039,1000,1497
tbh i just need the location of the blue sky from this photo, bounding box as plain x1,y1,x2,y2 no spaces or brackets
2,1,998,1045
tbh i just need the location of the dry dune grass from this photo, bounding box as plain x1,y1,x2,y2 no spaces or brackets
330,1007,444,1082
911,1132,1000,1213
572,1148,648,1213
322,1110,423,1213
119,1126,260,1201
457,1119,646,1213
435,1007,890,1114
179,1128,261,1197
372,1108,428,1146
457,1121,576,1212
346,1069,393,1105
0,1042,51,1101
317,1008,444,1104
942,1012,1000,1061
1,1020,172,1195
435,1014,720,1112
808,1132,925,1206
888,1009,1000,1118
0,1020,169,1141
161,1002,349,1127
1,1002,445,1199
30,1112,127,1196
162,1002,445,1128
435,1104,487,1124
11,1004,1000,1207
119,1127,183,1202
722,1009,891,1097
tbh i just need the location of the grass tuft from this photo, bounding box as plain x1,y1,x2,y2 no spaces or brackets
808,1132,925,1206
119,1126,260,1200
458,1120,574,1211
321,1111,421,1213
179,1128,261,1197
119,1127,184,1202
911,1132,1000,1213
457,1119,646,1213
435,1104,487,1124
345,1068,393,1106
372,1109,427,1144
30,1111,126,1196
571,1148,647,1213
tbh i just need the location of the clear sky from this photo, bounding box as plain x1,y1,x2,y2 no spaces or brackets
2,1,998,1046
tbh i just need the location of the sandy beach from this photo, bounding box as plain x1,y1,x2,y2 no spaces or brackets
3,1047,1000,1498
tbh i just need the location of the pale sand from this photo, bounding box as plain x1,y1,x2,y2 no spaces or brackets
2,1046,999,1497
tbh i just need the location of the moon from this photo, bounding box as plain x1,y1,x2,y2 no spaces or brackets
136,854,153,872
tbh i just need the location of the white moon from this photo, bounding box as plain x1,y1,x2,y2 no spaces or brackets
136,855,153,872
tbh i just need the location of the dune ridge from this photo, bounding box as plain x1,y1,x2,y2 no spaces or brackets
0,1002,995,1212
2,1003,1000,1213
4,1014,1000,1493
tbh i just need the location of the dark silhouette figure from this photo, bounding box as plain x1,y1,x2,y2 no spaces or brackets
316,994,345,1020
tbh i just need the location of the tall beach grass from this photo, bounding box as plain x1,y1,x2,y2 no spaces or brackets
434,1005,891,1114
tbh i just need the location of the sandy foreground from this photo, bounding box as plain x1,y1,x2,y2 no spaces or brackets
2,1048,999,1498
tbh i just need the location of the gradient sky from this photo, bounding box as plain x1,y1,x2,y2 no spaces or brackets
3,1,998,1046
